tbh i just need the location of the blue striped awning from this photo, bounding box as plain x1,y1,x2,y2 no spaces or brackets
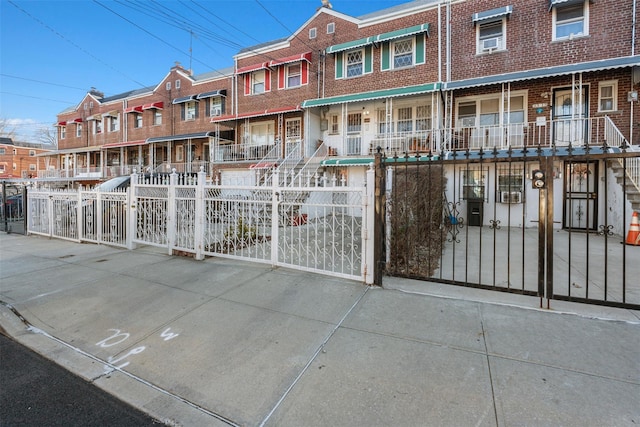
472,6,513,24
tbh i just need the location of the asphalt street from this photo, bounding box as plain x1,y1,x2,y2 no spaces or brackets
0,333,161,426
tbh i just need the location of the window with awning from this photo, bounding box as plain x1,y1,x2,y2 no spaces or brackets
172,95,198,104
124,105,143,113
472,5,512,24
329,24,429,77
142,102,163,110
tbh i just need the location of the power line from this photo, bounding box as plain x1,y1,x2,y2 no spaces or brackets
7,0,152,93
0,74,87,92
0,91,76,105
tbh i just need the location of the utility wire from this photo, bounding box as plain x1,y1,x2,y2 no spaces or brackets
7,0,152,93
0,74,88,92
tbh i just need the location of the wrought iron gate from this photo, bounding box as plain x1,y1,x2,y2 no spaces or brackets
1,181,27,235
382,149,640,310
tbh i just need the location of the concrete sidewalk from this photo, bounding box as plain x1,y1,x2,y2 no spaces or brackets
1,233,639,426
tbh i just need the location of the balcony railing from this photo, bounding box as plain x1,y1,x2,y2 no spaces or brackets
368,117,625,155
213,141,280,163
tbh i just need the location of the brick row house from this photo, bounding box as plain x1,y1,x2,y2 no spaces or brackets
0,138,50,179
49,0,639,227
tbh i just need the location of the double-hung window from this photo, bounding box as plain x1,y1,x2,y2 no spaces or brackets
478,21,504,53
287,63,301,88
346,50,364,78
76,124,82,138
598,81,617,112
153,110,162,125
109,116,119,132
392,38,413,68
472,6,511,53
60,126,66,139
182,101,198,121
553,1,587,40
252,70,266,94
135,113,142,128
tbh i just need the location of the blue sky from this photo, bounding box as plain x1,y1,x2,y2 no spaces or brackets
0,0,409,143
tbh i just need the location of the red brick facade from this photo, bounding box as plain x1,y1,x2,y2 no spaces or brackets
54,0,640,179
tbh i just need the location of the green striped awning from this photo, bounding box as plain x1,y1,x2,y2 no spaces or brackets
302,82,440,108
321,158,374,167
326,23,430,54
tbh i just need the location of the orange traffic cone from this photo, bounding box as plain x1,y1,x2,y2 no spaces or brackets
625,211,640,246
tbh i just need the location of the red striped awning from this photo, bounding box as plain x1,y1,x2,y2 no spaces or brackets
101,140,147,149
142,102,163,110
210,106,301,123
124,105,143,113
69,117,82,124
249,162,278,169
268,52,312,67
55,121,67,127
236,61,269,74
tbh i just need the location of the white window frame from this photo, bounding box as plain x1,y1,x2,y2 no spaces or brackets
330,114,340,135
29,164,36,171
176,145,184,162
327,22,335,34
553,1,588,41
135,113,143,128
252,70,266,94
209,97,223,116
29,150,35,156
477,19,506,54
94,119,102,134
346,49,364,78
392,38,414,69
153,110,162,125
309,27,317,39
60,126,66,139
456,91,528,128
249,120,275,146
285,118,301,143
286,63,302,88
109,116,119,132
598,80,618,112
184,101,197,121
75,124,81,138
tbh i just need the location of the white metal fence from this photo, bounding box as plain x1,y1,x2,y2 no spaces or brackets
28,187,129,247
27,170,375,283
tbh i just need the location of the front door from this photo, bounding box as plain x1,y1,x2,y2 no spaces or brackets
563,161,598,230
553,88,588,146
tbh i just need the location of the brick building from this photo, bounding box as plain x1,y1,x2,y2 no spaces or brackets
49,0,639,196
0,138,50,179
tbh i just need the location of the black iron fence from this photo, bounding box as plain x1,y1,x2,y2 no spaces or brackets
381,148,640,310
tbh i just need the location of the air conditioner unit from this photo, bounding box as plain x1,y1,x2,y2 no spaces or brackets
211,108,222,117
501,191,522,204
481,37,501,52
187,113,196,120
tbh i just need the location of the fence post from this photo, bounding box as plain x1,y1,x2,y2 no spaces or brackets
127,171,138,250
193,168,206,260
76,185,83,241
271,169,280,267
96,184,103,244
363,164,376,285
167,169,177,255
373,151,386,286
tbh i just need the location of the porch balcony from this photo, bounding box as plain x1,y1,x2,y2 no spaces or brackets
210,139,304,164
367,116,629,155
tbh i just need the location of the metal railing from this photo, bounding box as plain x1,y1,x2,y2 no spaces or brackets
366,117,620,155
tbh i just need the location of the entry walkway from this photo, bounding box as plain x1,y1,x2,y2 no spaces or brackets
1,233,638,426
